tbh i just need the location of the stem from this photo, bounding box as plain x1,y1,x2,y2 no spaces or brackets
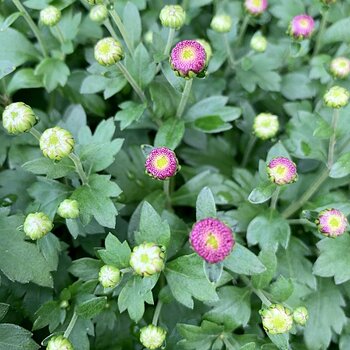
241,276,271,306
313,10,329,57
29,127,42,141
152,300,163,326
236,15,250,47
108,8,134,55
270,186,281,210
176,79,193,119
241,136,257,167
103,18,119,40
288,219,316,227
63,312,78,338
55,25,65,45
156,28,176,74
11,0,48,58
163,179,171,210
224,33,235,69
69,153,88,185
327,109,339,169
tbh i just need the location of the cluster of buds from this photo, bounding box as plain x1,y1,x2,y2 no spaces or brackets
324,86,350,109
253,113,279,140
267,157,298,185
316,208,348,237
140,325,167,349
159,5,186,30
47,335,73,350
40,6,61,27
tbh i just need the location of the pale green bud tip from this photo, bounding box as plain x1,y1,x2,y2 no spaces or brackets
250,35,268,52
324,86,350,109
253,113,279,140
140,325,167,350
130,243,165,277
98,265,121,288
94,37,124,66
57,199,79,219
260,304,293,335
159,5,186,30
293,306,308,326
85,0,104,5
40,6,61,26
40,127,74,161
2,102,37,135
47,335,73,350
210,14,232,33
23,212,53,240
89,5,108,23
195,39,213,64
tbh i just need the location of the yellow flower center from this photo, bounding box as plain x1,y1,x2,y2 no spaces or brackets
329,216,341,229
181,48,195,60
141,254,150,263
206,233,219,250
48,133,59,145
252,0,262,6
275,165,287,176
154,155,169,170
99,42,111,55
272,314,287,329
299,19,309,28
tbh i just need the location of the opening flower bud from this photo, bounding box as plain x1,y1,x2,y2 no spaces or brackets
89,5,108,23
330,57,350,79
98,265,121,288
260,304,293,335
250,34,268,52
288,14,315,40
40,127,75,161
210,14,232,33
324,86,350,108
57,199,79,219
47,335,73,350
195,39,213,64
159,5,186,30
24,212,53,240
40,6,61,27
253,113,279,139
94,37,124,66
130,243,165,277
145,147,179,180
140,325,167,350
245,0,268,15
267,157,298,185
316,208,348,237
293,306,309,326
2,102,37,135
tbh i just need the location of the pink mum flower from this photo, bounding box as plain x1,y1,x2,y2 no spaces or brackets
244,0,268,15
190,218,235,264
289,15,315,39
145,147,179,180
316,208,348,237
170,40,207,78
267,157,297,185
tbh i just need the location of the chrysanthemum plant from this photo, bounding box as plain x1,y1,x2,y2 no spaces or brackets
1,0,350,349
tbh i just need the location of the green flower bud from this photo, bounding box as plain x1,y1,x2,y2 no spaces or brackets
24,212,53,240
47,335,73,350
130,243,165,277
260,304,293,335
144,30,153,44
293,306,309,326
195,39,213,64
140,325,167,350
57,199,79,219
330,57,350,79
324,86,350,109
98,265,121,288
40,6,61,27
210,14,232,33
253,113,279,140
94,37,124,66
2,102,37,135
89,5,108,23
85,0,104,5
250,34,268,52
60,300,69,309
40,127,74,161
159,5,186,30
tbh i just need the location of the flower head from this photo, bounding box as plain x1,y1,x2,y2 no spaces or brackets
94,37,124,66
89,5,108,23
190,218,235,264
145,147,179,180
130,243,165,277
2,102,37,135
159,5,186,30
289,15,315,40
267,157,298,185
98,265,121,288
260,304,293,335
330,57,350,79
210,14,232,33
40,127,74,161
40,6,61,27
324,86,350,109
253,113,279,140
250,34,268,52
170,40,207,78
316,208,348,237
245,0,268,15
140,325,167,350
24,212,53,240
47,335,73,350
293,306,309,326
57,199,79,219
195,39,213,64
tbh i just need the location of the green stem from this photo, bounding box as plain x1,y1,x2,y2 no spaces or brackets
63,312,78,338
313,10,329,57
156,28,176,74
270,187,281,210
224,33,235,69
152,300,163,326
69,153,88,186
176,79,193,119
55,25,65,45
236,15,250,47
103,18,119,40
163,179,171,210
241,136,257,167
327,109,339,169
11,0,48,57
29,127,42,141
108,8,134,55
288,219,316,227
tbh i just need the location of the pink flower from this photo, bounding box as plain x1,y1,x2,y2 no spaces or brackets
145,147,179,180
317,208,348,237
267,157,297,185
244,0,268,15
170,40,207,78
289,15,315,39
190,218,235,263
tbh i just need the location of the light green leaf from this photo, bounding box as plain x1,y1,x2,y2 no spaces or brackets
76,296,108,319
248,182,276,204
7,68,43,94
252,249,277,289
154,118,185,150
114,101,146,130
0,324,39,350
196,187,216,221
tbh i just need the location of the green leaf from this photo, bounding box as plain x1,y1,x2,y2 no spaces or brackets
0,303,9,321
196,187,217,221
165,254,219,308
0,12,22,31
330,152,350,178
69,258,102,281
252,249,277,289
0,324,39,350
203,261,223,284
248,182,276,204
71,174,121,228
154,118,185,150
269,276,294,302
224,243,266,275
37,233,61,272
267,333,290,350
7,68,43,95
114,101,146,130
33,301,62,331
322,18,350,46
123,2,141,48
76,296,108,319
0,60,15,80
281,72,317,100
192,115,232,133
